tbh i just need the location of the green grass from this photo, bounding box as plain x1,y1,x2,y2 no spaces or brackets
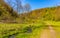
1,21,60,38
44,21,60,25
16,27,42,38
0,21,46,38
16,24,45,38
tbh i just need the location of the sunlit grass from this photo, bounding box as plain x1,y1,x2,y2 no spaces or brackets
0,21,45,38
1,21,60,38
16,27,42,38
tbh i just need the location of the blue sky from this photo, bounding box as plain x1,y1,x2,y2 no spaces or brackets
5,0,60,10
24,0,60,10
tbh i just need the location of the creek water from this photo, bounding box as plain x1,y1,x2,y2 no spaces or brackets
9,35,16,38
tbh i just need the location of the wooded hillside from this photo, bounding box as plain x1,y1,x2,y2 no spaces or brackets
0,0,60,23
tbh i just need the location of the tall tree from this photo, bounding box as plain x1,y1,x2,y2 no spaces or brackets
15,0,23,13
5,0,31,13
24,3,31,12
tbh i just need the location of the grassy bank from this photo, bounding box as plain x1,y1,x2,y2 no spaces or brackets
0,21,46,38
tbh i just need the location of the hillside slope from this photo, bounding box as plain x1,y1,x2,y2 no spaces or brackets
19,6,60,23
0,0,60,23
0,0,18,23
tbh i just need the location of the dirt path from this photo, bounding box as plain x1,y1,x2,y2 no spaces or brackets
40,22,56,38
40,29,51,38
47,22,56,38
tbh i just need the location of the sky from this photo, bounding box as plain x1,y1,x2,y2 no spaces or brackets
5,0,60,10
24,0,60,10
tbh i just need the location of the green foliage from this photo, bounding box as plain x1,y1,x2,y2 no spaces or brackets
20,6,60,22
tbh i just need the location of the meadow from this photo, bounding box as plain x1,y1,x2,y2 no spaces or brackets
0,21,60,38
0,21,46,38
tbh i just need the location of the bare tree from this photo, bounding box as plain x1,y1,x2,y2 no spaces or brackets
5,0,23,13
5,0,31,13
15,0,23,13
6,0,11,5
24,3,31,12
